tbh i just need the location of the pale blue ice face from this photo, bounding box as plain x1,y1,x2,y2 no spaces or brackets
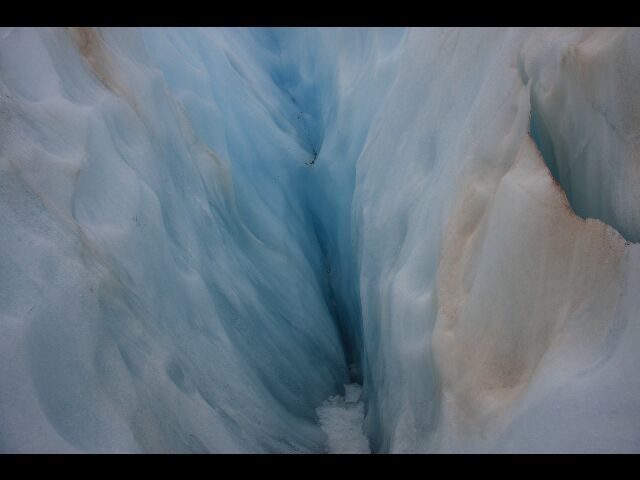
0,26,405,453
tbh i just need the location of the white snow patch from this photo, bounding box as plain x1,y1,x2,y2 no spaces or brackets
316,383,370,454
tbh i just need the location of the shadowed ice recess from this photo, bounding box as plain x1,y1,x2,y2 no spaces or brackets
1,27,640,453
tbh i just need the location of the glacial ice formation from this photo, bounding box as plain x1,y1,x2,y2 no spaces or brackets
1,27,639,453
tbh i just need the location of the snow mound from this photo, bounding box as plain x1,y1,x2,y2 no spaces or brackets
316,384,370,454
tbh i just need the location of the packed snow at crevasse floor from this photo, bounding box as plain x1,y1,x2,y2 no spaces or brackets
1,27,640,453
316,383,370,454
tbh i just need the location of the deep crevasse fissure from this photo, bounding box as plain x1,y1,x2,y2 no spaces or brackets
1,27,640,454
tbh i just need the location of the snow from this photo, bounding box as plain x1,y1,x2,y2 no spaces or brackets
316,384,370,454
1,27,640,453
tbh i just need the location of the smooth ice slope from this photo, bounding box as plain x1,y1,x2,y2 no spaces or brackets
1,27,640,453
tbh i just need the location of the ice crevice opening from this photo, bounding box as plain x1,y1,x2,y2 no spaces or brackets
2,27,640,453
522,33,640,244
109,26,374,452
529,87,640,244
257,31,372,451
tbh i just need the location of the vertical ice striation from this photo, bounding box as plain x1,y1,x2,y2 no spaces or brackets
1,27,639,453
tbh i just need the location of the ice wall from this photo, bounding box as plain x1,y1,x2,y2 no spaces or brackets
348,27,640,452
0,27,349,452
1,27,639,453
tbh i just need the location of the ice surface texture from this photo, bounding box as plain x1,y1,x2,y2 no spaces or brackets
0,27,639,452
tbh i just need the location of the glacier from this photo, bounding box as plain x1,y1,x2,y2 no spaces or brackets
0,27,639,453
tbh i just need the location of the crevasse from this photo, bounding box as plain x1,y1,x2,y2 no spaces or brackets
1,27,640,453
